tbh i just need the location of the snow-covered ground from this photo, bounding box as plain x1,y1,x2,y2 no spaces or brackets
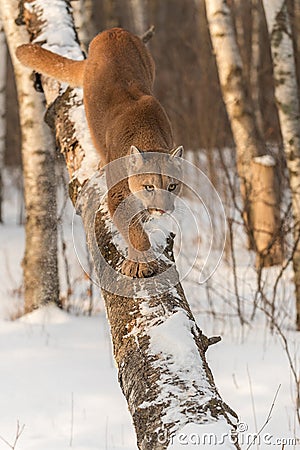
0,166,299,449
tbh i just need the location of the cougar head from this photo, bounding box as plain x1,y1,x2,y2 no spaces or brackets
127,145,184,216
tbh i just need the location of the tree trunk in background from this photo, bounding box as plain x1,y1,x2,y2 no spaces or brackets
1,2,60,313
233,0,250,83
204,0,283,268
263,0,300,330
293,0,300,84
14,0,241,448
71,0,96,51
0,20,6,223
250,0,264,135
101,0,119,29
130,0,146,35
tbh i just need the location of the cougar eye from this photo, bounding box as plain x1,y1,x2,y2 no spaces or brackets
144,184,155,192
168,183,177,191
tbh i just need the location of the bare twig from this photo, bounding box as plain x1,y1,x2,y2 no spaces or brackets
271,224,300,327
217,147,244,219
0,421,25,449
228,218,246,325
246,385,281,450
69,392,74,447
260,296,300,425
247,366,259,450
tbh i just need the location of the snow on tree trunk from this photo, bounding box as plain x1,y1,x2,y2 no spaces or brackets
0,1,59,313
0,20,6,223
15,0,241,448
262,0,300,329
204,0,283,268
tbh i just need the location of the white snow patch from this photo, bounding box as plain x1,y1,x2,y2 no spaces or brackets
148,311,211,395
149,310,199,368
146,310,216,430
169,420,237,449
132,289,151,300
253,154,276,167
28,0,83,60
19,303,71,325
109,212,174,261
68,93,100,184
145,214,176,251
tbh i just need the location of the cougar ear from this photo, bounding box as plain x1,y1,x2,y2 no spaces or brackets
171,146,184,158
129,145,144,167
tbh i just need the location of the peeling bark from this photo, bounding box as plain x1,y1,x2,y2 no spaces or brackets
12,0,241,447
204,0,283,267
1,0,59,312
263,0,300,329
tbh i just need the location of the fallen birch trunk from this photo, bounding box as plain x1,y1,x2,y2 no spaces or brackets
8,0,241,447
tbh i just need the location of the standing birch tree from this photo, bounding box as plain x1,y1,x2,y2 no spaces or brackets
293,0,300,81
71,0,96,51
262,0,300,329
6,0,241,448
250,0,264,135
0,2,59,313
204,0,283,268
130,0,147,36
0,20,6,223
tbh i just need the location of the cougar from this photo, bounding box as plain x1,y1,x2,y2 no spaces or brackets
16,28,184,278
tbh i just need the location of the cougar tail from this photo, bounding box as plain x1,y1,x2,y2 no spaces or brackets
16,44,86,87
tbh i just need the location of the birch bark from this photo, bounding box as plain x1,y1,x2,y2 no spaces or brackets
0,1,59,312
130,0,147,36
11,0,241,447
0,20,6,223
262,0,300,329
204,0,283,268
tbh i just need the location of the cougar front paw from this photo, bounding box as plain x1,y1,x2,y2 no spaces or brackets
121,258,159,278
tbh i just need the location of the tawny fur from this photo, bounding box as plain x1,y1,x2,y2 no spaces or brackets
16,28,182,278
16,44,85,87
